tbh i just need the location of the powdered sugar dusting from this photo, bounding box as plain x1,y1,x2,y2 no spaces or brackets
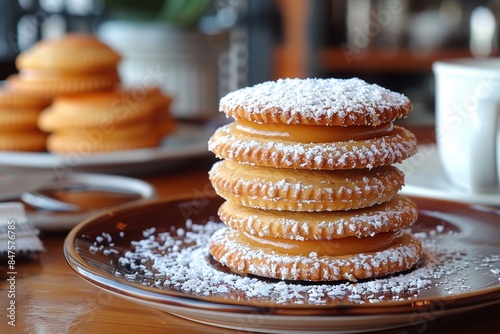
220,78,412,126
88,217,499,306
209,160,404,212
211,228,422,281
208,124,418,170
220,196,417,240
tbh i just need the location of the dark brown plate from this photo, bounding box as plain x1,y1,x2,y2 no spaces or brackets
64,195,500,333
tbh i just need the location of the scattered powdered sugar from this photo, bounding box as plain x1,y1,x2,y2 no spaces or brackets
88,219,500,305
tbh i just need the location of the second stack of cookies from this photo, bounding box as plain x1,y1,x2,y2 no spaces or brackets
208,78,423,282
4,33,176,153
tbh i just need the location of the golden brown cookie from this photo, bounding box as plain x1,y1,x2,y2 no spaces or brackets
0,108,41,130
209,228,423,282
0,88,51,109
218,195,418,240
6,70,120,97
6,33,121,97
45,122,161,153
15,33,121,73
209,160,405,212
0,131,47,151
219,78,412,126
38,87,174,153
209,122,417,170
38,87,168,131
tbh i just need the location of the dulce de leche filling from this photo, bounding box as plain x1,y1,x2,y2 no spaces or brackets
235,230,403,257
233,119,394,143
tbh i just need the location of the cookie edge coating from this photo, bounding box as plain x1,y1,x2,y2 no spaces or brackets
209,228,423,282
209,160,405,212
218,195,418,240
208,124,417,170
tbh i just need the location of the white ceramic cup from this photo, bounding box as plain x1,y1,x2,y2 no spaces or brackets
433,58,500,194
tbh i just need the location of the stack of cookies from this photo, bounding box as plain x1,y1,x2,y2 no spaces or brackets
2,33,175,153
0,88,50,151
37,87,174,153
208,78,423,282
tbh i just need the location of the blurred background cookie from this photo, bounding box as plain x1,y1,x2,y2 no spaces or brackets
5,34,121,97
0,87,50,151
38,87,175,153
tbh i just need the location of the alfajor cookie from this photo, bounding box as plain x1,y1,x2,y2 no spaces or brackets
210,122,417,170
210,228,423,282
218,195,418,240
209,160,404,212
209,78,417,170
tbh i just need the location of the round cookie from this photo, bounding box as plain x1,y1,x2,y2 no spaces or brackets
15,33,121,73
0,108,41,130
38,87,168,131
209,160,405,212
209,123,417,170
0,131,47,151
6,70,120,97
219,78,412,126
218,195,418,240
45,123,161,154
209,228,423,282
0,88,51,109
6,33,121,97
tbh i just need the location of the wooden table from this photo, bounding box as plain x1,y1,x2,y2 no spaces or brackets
1,127,499,334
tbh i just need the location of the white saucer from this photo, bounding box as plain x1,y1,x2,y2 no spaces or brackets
398,144,500,206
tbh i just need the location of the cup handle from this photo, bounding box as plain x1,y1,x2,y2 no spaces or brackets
471,98,499,192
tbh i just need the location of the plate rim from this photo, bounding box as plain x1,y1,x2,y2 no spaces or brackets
0,123,210,169
63,195,500,317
